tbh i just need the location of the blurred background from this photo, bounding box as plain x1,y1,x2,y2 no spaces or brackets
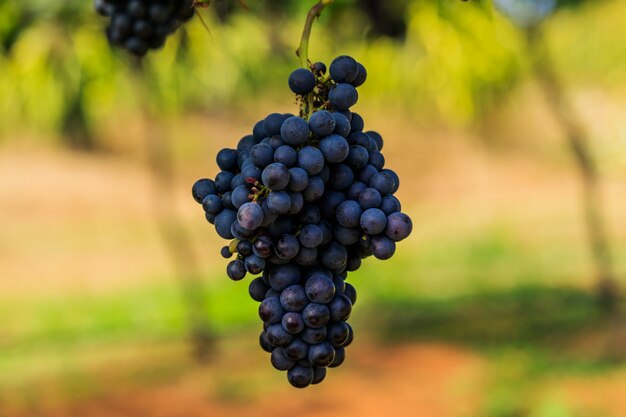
1,0,625,416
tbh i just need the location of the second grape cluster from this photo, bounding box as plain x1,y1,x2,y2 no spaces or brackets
193,56,412,388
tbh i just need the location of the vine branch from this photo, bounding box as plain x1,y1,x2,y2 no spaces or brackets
525,26,619,311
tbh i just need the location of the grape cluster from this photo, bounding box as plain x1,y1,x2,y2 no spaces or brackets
192,56,412,388
94,0,195,57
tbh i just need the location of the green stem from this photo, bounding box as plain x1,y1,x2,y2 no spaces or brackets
296,0,333,119
296,0,333,69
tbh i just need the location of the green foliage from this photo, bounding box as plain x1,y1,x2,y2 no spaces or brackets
0,0,624,148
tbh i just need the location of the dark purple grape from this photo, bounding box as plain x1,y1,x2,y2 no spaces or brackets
305,275,336,304
245,254,266,275
276,234,300,260
288,68,316,95
262,163,290,191
281,116,310,146
271,348,296,371
328,294,352,321
268,191,291,214
264,113,288,137
371,235,396,260
299,225,324,249
329,55,358,83
287,365,314,388
227,260,246,281
249,278,269,302
274,145,298,167
282,312,305,334
297,146,324,175
284,338,309,360
336,200,363,228
385,212,413,242
309,110,336,137
360,208,387,235
312,366,327,385
351,62,368,87
308,342,335,367
266,324,293,347
328,347,345,368
269,265,301,291
288,167,309,192
329,84,358,110
251,143,275,168
259,297,284,324
301,326,327,344
320,134,350,164
327,321,350,347
280,285,308,312
237,202,264,231
302,303,331,329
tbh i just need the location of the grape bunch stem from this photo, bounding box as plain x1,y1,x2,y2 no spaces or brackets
297,0,334,119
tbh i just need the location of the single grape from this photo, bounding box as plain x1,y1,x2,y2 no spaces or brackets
350,113,365,134
305,274,336,304
309,110,336,137
320,134,350,164
202,194,223,214
282,312,305,334
332,112,352,138
371,235,396,260
360,208,387,235
260,331,275,353
269,265,301,291
301,326,327,344
268,191,292,214
288,167,310,192
336,200,363,228
328,294,352,321
276,234,300,260
297,146,325,176
284,338,309,360
262,163,290,191
280,284,308,312
192,178,217,203
220,246,232,259
321,242,348,270
352,62,368,87
299,224,324,249
251,143,275,168
237,202,264,231
227,260,247,281
264,113,288,137
344,283,357,306
329,55,359,83
266,323,294,347
259,297,285,324
328,347,346,368
385,212,413,241
288,68,316,95
327,321,350,347
329,84,359,110
287,365,314,389
249,277,269,302
302,303,331,329
245,254,266,275
308,342,335,367
274,145,298,167
281,116,310,146
312,367,327,385
271,348,296,371
303,176,325,202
